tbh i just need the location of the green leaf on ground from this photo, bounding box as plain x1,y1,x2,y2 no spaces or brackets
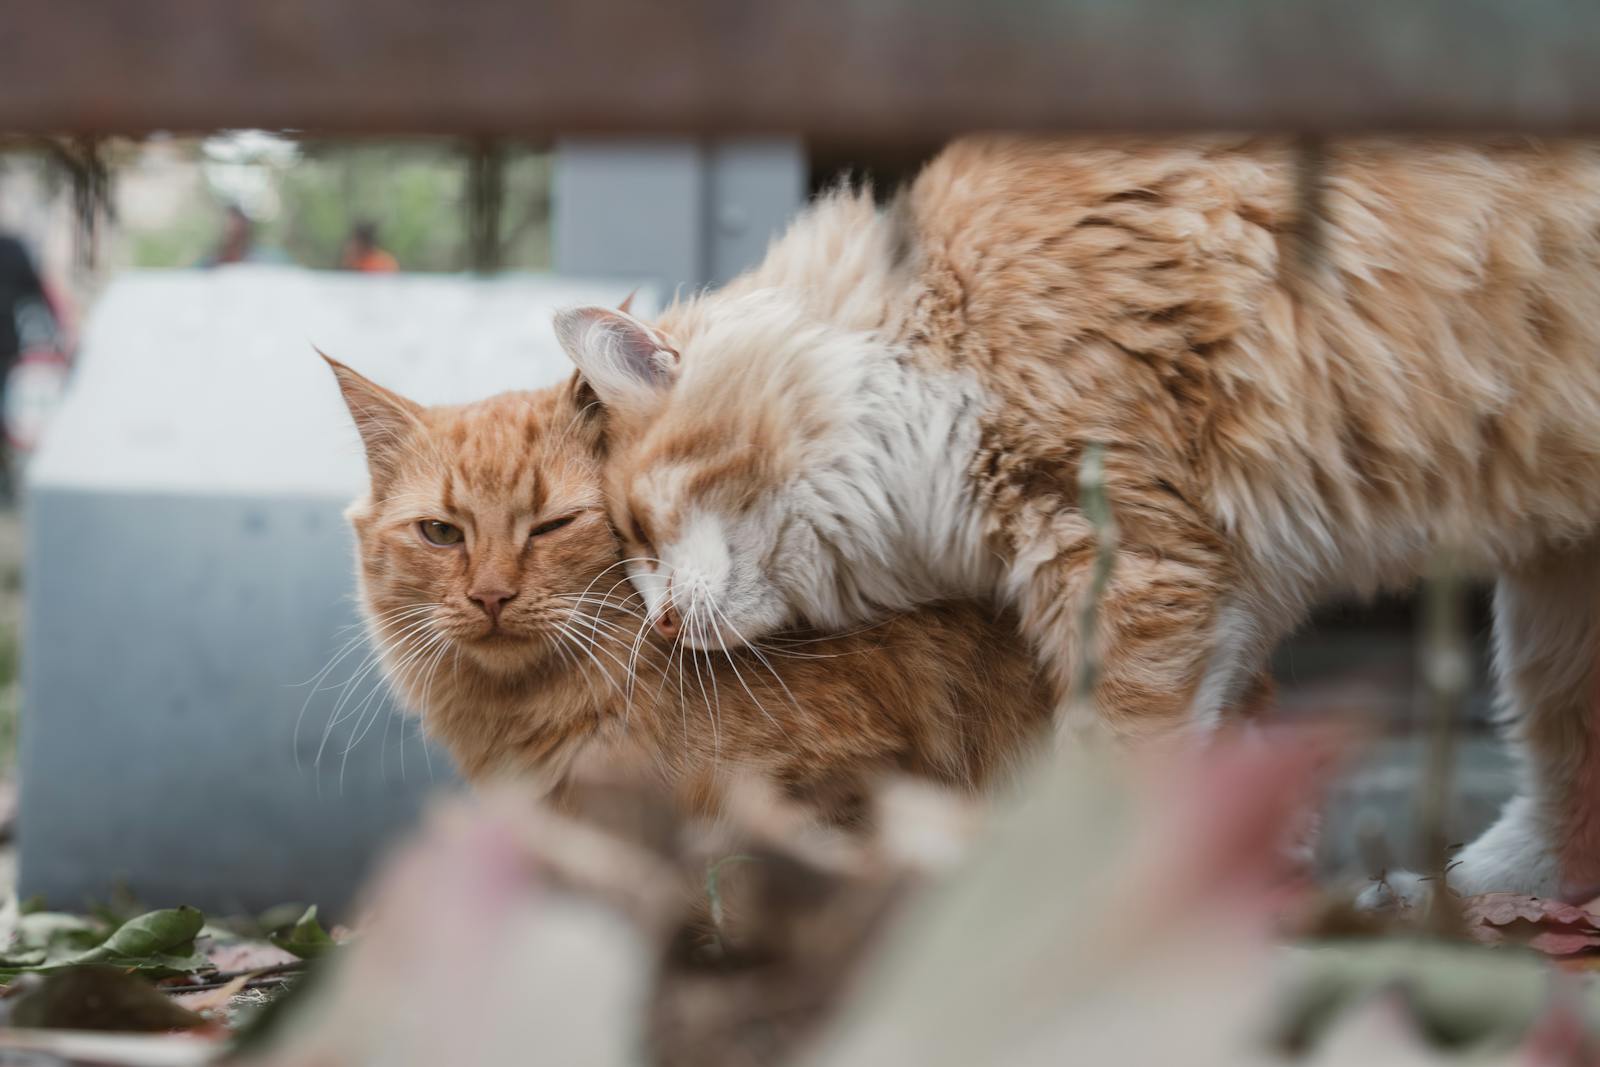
256,903,311,937
1270,937,1583,1055
71,906,205,965
0,902,327,987
0,911,109,966
270,906,337,960
0,906,213,981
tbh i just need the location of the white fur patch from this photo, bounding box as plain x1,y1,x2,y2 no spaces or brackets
670,511,734,598
779,353,997,629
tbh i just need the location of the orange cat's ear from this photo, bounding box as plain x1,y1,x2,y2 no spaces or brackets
552,305,677,412
321,351,425,486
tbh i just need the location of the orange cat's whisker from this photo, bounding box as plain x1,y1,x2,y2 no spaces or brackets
554,593,646,620
394,634,454,785
340,629,449,794
550,621,630,701
314,613,441,773
621,609,662,709
344,627,445,755
572,556,662,614
293,603,437,768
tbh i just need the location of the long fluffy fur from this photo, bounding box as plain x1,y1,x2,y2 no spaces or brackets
568,136,1600,899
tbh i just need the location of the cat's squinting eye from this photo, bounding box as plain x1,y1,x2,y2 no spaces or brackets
530,515,576,538
418,520,464,546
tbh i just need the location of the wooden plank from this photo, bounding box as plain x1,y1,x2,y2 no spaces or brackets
1,0,1597,137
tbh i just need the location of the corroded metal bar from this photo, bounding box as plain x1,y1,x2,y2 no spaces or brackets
1,1,1596,137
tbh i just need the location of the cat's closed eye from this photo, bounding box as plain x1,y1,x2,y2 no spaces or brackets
419,520,464,546
530,515,576,538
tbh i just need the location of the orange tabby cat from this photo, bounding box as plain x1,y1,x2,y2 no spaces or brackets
326,359,1049,825
555,137,1600,902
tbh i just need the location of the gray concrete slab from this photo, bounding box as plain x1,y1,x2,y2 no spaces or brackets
21,488,429,913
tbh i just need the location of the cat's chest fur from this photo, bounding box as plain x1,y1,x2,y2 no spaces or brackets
835,353,999,608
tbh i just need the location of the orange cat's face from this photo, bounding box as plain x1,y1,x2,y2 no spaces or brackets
329,360,623,678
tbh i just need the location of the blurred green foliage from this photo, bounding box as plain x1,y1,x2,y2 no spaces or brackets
130,139,552,273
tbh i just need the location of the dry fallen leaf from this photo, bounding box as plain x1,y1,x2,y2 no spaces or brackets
175,973,252,1016
1463,893,1600,956
204,940,298,974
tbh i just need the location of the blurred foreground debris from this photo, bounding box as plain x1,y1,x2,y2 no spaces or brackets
228,728,1600,1067
241,761,966,1067
0,728,1598,1064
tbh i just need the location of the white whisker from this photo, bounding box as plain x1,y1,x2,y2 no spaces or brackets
706,596,807,719
315,613,440,771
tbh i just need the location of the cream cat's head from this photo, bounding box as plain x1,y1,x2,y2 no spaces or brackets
555,294,905,651
328,358,623,680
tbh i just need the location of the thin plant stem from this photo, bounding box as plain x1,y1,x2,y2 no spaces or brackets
1069,443,1118,737
1418,549,1469,931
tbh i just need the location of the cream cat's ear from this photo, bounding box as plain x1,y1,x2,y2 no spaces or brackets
321,352,425,484
552,305,678,411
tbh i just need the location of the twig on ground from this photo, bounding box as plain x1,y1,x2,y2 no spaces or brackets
1418,549,1469,932
163,962,306,996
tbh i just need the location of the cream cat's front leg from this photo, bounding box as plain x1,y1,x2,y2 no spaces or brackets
1000,503,1239,738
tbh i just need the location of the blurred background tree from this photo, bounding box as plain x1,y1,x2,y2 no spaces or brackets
111,135,552,273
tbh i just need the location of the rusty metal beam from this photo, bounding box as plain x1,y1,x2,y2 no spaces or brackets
1,0,1597,138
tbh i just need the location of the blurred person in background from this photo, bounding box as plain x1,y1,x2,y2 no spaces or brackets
0,229,45,373
201,203,288,267
0,226,64,501
340,221,398,273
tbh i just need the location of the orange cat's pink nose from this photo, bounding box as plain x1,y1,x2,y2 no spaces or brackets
470,588,516,623
653,607,681,639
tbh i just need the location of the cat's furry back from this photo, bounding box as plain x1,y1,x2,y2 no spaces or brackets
907,138,1600,632
558,136,1600,901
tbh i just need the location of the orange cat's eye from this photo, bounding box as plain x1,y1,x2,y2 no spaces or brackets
530,515,576,538
629,517,650,547
418,520,464,546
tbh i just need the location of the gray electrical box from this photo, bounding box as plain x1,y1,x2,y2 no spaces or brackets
554,137,806,295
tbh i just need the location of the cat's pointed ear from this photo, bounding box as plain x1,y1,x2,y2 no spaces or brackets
553,305,678,410
321,351,425,484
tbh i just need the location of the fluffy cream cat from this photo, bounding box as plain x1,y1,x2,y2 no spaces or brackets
555,136,1600,902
